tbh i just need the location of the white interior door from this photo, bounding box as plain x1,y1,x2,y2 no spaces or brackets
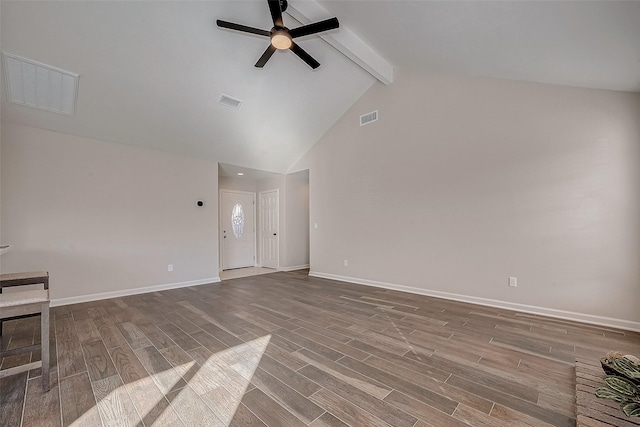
220,191,255,270
259,190,279,269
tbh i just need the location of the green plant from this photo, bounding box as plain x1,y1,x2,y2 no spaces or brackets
596,354,640,417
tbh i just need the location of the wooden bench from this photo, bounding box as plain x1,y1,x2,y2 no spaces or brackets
0,271,49,336
0,271,50,391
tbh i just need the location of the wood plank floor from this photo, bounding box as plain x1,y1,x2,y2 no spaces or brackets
1,270,639,427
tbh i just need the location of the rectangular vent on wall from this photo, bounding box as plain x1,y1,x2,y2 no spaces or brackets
2,52,79,116
218,93,242,109
360,110,378,126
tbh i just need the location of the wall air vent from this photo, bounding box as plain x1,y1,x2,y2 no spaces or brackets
218,93,242,109
360,110,378,126
2,52,79,116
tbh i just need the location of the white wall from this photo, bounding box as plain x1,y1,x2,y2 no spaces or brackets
284,170,309,268
293,71,640,327
219,175,258,193
1,122,219,303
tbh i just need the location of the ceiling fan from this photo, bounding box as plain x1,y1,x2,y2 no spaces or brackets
217,0,339,69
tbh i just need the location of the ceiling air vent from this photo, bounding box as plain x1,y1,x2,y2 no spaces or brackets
360,110,378,126
2,52,79,116
218,93,242,109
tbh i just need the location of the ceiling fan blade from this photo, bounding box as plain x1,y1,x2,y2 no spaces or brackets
217,20,270,37
290,42,320,69
289,17,339,39
255,44,277,68
267,0,284,27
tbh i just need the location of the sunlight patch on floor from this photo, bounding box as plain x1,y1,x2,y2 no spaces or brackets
88,335,271,426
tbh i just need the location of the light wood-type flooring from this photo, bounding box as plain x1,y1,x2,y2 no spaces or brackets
1,270,639,426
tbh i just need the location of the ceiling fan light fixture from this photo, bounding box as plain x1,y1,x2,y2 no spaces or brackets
271,30,292,50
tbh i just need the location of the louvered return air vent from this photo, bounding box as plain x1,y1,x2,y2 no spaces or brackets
218,94,242,109
2,52,79,116
360,110,378,126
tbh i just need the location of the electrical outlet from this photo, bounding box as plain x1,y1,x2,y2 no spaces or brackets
313,223,318,229
509,277,517,287
343,260,349,267
168,264,173,272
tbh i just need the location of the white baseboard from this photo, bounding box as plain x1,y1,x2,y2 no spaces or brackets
51,277,221,307
278,264,310,272
308,271,640,333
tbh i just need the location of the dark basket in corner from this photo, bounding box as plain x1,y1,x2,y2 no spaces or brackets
600,357,619,376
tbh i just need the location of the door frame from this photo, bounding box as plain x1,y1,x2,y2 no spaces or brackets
219,189,257,271
258,188,279,269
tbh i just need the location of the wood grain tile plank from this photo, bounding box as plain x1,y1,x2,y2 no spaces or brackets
250,366,325,424
191,330,228,353
74,318,101,343
165,312,202,334
293,348,392,400
446,375,574,427
92,374,142,427
452,403,511,426
91,314,129,349
489,403,559,427
241,387,307,427
287,317,354,344
116,322,153,350
309,412,350,427
127,376,185,427
59,372,102,427
82,339,117,382
273,328,345,361
198,322,244,348
186,346,252,396
135,321,177,350
109,345,150,384
383,390,470,427
200,385,246,426
292,326,370,360
22,373,62,427
228,402,267,427
167,385,225,426
309,388,391,427
404,352,540,403
262,339,308,371
364,354,493,414
55,318,87,379
299,363,417,427
347,339,451,382
255,353,321,397
157,322,202,351
135,345,187,394
0,372,28,427
338,355,459,415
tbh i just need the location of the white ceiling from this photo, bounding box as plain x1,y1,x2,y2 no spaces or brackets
2,1,639,174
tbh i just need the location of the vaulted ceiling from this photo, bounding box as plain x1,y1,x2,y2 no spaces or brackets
2,1,639,173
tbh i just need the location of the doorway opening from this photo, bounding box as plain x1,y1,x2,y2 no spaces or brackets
218,163,309,281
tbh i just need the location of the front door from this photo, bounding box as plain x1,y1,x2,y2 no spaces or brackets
220,190,255,270
259,190,279,269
